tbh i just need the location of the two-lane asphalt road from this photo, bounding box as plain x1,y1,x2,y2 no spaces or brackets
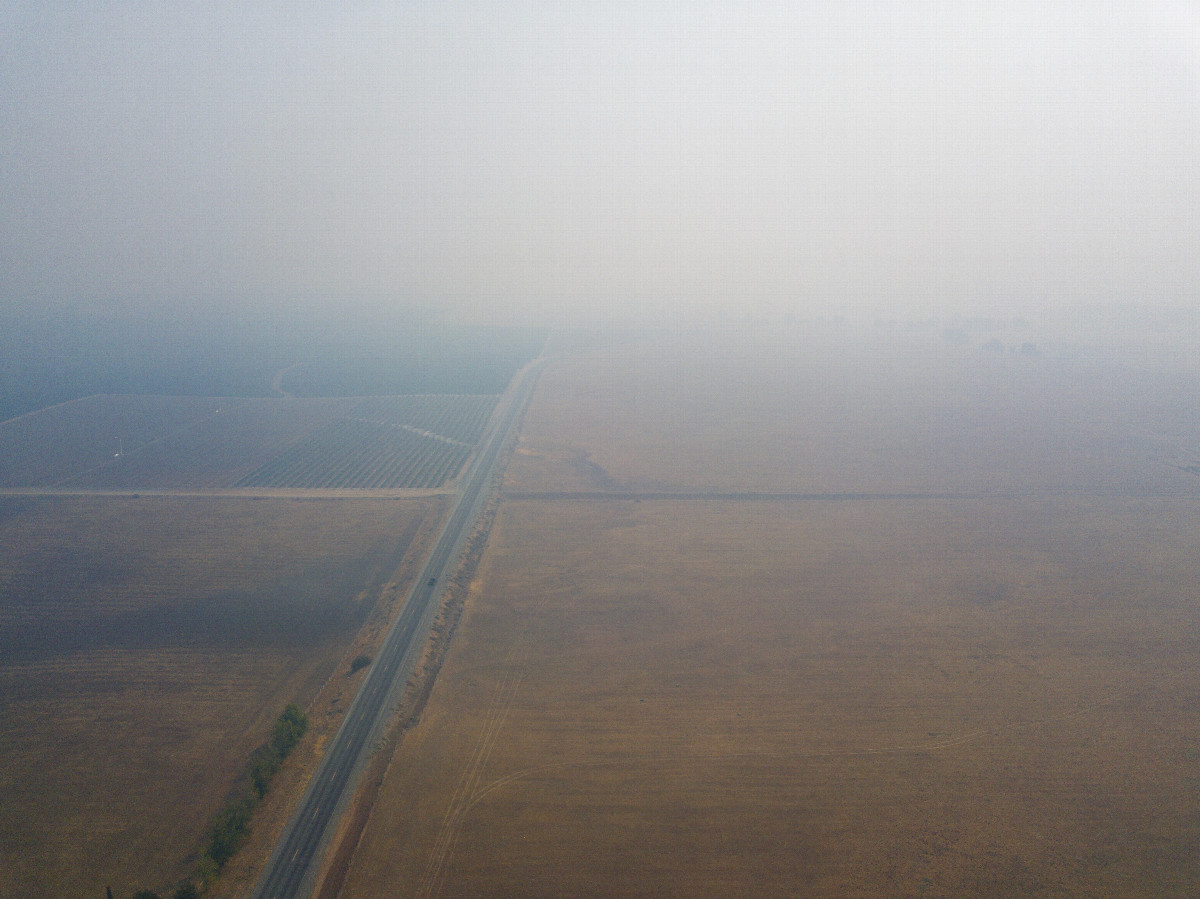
252,360,543,899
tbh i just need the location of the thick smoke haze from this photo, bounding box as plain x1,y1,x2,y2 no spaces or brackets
2,1,1197,326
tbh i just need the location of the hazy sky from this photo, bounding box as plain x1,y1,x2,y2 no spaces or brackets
2,1,1197,325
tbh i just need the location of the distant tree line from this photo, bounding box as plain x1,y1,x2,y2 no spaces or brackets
126,703,308,899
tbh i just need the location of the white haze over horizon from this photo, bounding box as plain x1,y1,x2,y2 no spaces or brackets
2,1,1197,328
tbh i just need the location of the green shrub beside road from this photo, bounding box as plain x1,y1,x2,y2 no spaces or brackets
135,703,308,897
209,703,308,861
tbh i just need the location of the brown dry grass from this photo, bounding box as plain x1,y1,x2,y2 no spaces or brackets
507,329,1200,495
338,328,1200,897
0,494,435,899
339,496,1200,898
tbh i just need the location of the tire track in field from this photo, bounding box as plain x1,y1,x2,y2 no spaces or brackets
414,586,557,898
463,763,568,816
415,656,526,898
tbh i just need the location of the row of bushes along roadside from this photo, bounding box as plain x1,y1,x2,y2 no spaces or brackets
125,703,308,899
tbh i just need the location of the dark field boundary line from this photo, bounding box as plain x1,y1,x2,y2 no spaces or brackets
503,489,1200,502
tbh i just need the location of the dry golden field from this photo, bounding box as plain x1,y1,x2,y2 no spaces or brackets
0,494,435,899
337,328,1200,897
507,329,1200,496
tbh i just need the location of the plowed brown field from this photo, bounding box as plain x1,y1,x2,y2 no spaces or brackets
0,495,435,899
